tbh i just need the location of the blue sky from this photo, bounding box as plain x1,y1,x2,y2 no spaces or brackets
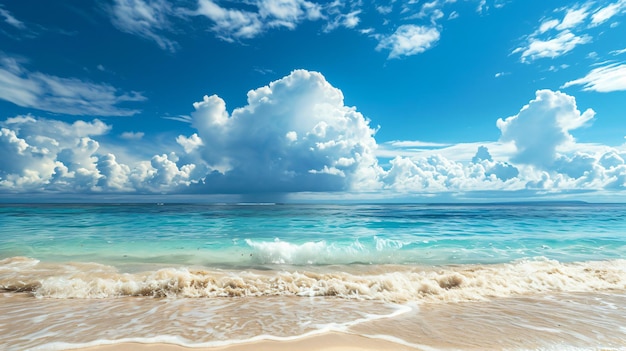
0,0,625,202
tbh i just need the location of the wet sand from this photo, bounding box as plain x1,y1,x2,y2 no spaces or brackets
77,333,417,351
2,292,626,350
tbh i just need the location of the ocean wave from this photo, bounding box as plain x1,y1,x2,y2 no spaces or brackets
244,238,409,265
1,257,625,302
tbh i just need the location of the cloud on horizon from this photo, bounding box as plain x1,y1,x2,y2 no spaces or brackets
1,69,625,200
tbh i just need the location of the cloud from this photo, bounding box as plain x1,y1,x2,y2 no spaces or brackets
591,0,626,26
538,19,559,33
514,30,591,62
0,7,25,29
103,0,506,63
380,152,521,194
0,55,146,116
376,5,393,15
1,74,625,199
562,63,626,92
176,133,203,153
107,0,366,48
109,0,179,52
120,131,145,140
377,90,623,196
556,5,590,30
610,48,626,55
0,116,196,193
0,116,110,191
194,0,323,41
324,9,361,31
497,89,595,169
178,69,382,193
384,140,451,149
376,25,440,59
512,2,626,62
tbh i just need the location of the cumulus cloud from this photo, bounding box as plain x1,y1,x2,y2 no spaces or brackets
178,69,382,193
0,116,109,191
0,116,195,193
109,0,179,52
380,152,520,194
376,25,440,59
377,90,623,196
497,89,595,169
562,63,626,92
0,55,145,116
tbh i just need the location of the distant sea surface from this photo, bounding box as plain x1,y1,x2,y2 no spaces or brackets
1,203,625,350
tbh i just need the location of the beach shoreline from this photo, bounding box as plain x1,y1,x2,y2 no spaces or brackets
2,204,626,350
76,332,418,351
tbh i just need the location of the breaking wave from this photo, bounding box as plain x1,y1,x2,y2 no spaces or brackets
1,256,625,302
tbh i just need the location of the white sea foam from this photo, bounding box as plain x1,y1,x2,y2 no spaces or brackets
1,256,625,302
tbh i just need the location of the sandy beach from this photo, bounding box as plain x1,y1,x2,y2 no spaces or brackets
78,333,417,351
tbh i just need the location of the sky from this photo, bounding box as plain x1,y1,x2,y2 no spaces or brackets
0,0,625,202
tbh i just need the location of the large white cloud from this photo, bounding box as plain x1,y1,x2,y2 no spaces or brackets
0,55,146,116
0,70,384,195
496,89,595,169
178,69,382,193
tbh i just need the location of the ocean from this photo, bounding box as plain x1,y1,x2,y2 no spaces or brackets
1,203,625,350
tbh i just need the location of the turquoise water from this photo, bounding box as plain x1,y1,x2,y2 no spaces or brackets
1,203,625,267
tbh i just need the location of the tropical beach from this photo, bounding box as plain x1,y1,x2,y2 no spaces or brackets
2,0,626,350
